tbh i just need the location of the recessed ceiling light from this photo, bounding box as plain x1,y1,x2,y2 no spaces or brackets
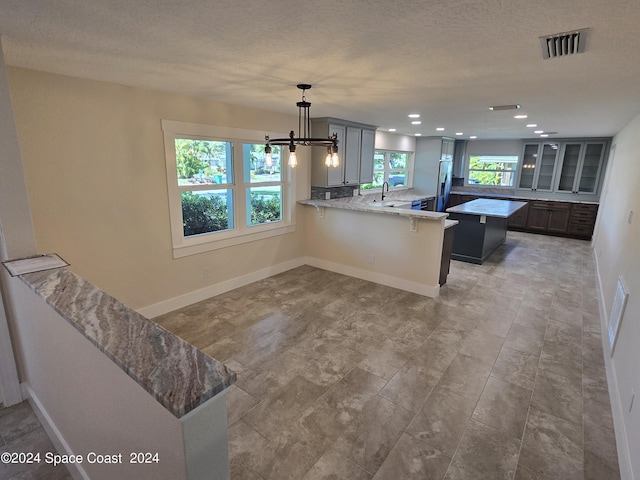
436,127,445,131
388,128,397,132
489,104,521,111
526,124,538,128
540,134,549,137
469,135,477,139
514,114,528,119
534,130,544,134
414,133,422,136
408,114,421,118
455,132,464,136
411,121,422,125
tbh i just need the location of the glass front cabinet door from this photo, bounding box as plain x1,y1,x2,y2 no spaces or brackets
556,142,606,194
518,143,560,192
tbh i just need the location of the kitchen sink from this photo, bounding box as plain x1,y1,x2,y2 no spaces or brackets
367,201,397,207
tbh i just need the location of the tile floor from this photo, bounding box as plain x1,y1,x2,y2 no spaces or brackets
0,231,621,480
0,401,72,479
156,231,621,480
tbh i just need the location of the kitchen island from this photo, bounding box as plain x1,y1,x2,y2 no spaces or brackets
446,198,526,264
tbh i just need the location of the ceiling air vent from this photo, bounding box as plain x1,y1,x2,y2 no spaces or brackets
539,28,588,59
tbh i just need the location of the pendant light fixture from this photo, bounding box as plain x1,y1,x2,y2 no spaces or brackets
265,84,339,168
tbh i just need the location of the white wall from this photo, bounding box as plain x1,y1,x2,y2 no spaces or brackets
375,130,416,152
8,274,230,480
592,112,640,479
465,139,523,158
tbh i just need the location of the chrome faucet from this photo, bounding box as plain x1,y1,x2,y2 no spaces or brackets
381,181,389,201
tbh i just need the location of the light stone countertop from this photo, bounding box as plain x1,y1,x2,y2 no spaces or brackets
446,198,527,218
299,191,447,221
18,267,236,418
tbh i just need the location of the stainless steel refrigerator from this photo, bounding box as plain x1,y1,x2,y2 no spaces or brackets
436,160,453,212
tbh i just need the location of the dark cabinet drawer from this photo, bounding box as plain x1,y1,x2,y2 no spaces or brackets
568,223,595,237
567,203,598,239
530,201,571,211
571,203,598,214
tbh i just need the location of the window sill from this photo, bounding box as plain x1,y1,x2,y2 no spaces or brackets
172,224,296,258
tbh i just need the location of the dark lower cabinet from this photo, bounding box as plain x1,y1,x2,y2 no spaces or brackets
440,223,456,285
507,201,529,229
568,203,599,238
447,194,598,240
526,201,570,234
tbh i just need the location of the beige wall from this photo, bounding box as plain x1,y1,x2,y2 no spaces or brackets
592,112,640,479
7,67,309,310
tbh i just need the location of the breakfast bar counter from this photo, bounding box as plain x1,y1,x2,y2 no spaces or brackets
446,198,526,264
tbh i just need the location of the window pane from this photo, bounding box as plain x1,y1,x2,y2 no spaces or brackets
247,186,282,226
181,190,234,236
361,173,383,190
388,172,407,187
374,151,385,170
389,152,409,169
244,144,282,183
175,138,233,186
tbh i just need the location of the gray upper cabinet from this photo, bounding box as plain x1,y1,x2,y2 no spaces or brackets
311,118,377,187
556,141,606,194
359,129,375,184
517,142,560,192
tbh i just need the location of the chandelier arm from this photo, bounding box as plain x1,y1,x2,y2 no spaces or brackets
265,138,337,147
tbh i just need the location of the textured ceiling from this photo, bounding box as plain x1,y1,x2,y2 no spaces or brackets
1,0,640,139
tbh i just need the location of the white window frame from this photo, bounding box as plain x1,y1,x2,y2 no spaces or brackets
466,154,519,188
363,150,413,192
162,120,296,258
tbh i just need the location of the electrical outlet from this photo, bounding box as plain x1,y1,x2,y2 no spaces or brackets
203,267,211,278
629,210,634,224
325,192,331,200
367,255,375,264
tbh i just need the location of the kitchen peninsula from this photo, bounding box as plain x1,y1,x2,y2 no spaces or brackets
446,198,526,264
300,193,454,297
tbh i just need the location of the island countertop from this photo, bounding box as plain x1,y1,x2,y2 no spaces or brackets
446,198,527,218
18,267,236,418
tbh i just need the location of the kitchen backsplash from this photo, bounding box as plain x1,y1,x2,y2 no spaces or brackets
451,186,517,195
310,185,359,200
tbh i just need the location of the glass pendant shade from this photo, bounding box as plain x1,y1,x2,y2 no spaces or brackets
325,149,332,167
288,149,298,167
264,145,273,167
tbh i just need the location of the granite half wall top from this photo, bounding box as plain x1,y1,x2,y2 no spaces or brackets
18,267,236,418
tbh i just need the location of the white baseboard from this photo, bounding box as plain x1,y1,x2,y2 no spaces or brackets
137,255,440,319
302,256,440,298
20,382,88,480
137,258,306,318
592,249,633,480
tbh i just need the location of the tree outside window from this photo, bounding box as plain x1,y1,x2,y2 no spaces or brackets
467,155,518,186
175,139,285,238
